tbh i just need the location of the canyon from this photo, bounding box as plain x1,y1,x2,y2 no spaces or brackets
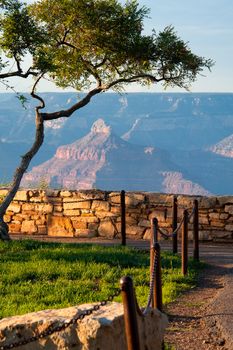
1,92,233,195
22,119,210,195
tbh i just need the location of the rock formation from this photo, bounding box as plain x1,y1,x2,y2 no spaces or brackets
22,119,210,195
210,134,233,158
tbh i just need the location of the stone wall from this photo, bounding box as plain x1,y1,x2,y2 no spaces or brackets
1,189,233,241
0,302,168,350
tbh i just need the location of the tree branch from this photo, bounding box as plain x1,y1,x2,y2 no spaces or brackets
0,67,39,79
106,74,163,89
31,75,45,110
41,87,103,121
81,60,102,87
40,73,166,121
0,55,39,79
94,55,107,68
56,39,104,86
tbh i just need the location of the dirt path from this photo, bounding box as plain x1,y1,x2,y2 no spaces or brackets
163,242,233,350
164,265,229,349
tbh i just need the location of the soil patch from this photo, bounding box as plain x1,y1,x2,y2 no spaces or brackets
164,264,229,349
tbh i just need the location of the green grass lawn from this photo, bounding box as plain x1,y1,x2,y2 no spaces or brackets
0,240,202,319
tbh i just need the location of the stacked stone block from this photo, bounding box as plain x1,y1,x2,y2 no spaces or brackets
0,188,233,241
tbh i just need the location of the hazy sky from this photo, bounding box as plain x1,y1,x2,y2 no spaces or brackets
138,0,233,93
2,0,233,93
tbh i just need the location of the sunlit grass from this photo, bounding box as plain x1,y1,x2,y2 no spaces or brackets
0,240,203,318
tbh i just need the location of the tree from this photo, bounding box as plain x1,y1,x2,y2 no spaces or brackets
0,0,47,239
0,0,213,240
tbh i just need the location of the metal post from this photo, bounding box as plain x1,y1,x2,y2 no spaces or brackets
153,242,163,311
193,199,199,261
150,218,156,309
151,217,158,244
172,196,178,254
182,209,188,275
150,218,162,310
150,219,163,311
120,276,141,350
121,190,126,246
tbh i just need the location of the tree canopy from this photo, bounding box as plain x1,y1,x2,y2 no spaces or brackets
0,0,213,91
28,0,213,92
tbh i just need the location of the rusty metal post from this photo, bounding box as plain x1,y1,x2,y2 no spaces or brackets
172,196,178,254
150,219,162,311
121,190,126,246
120,276,141,350
153,242,163,311
182,209,188,275
150,218,156,308
193,199,199,261
151,217,158,244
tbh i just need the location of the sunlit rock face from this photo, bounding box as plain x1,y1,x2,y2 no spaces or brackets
22,119,113,190
22,119,210,195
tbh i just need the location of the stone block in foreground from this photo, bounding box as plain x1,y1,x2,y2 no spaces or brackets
0,302,168,350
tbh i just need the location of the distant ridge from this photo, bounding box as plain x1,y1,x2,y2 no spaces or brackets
1,92,233,194
210,134,233,158
22,119,211,195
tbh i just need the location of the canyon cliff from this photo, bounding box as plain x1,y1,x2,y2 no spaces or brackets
22,119,210,195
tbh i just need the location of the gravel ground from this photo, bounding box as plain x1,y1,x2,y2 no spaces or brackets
164,264,231,350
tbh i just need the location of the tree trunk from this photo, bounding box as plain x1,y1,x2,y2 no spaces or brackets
0,219,10,241
0,111,44,241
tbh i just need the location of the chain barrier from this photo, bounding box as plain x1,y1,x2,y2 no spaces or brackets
156,205,195,239
143,247,158,316
157,226,176,239
0,289,121,350
157,215,185,239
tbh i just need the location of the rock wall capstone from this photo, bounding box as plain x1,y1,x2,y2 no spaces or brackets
1,189,233,241
0,302,168,350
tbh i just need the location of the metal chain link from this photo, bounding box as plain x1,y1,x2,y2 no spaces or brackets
158,215,184,238
157,226,174,239
157,205,195,239
0,289,121,350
